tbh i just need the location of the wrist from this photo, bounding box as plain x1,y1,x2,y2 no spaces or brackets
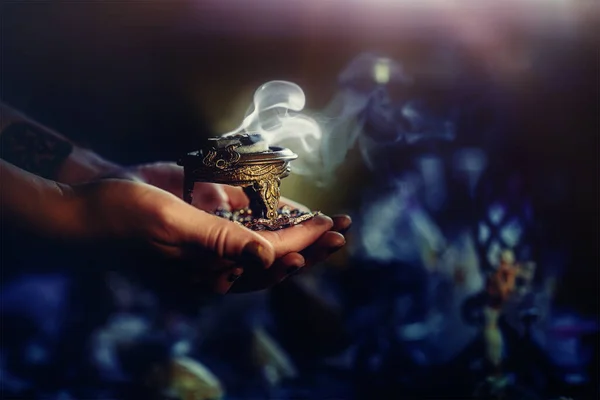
0,102,123,184
68,179,145,243
0,160,87,241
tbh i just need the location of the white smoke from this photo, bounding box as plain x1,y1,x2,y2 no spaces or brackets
221,53,458,184
222,80,323,176
221,76,365,183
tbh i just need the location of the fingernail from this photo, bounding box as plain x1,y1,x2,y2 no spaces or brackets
241,242,268,269
314,214,333,226
339,223,352,235
333,215,352,234
328,243,346,254
228,273,242,282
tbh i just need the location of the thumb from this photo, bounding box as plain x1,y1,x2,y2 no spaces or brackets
183,210,276,269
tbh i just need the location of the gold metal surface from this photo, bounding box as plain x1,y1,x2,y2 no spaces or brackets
179,136,298,221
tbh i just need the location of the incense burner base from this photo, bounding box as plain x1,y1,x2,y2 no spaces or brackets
178,136,298,221
214,206,319,231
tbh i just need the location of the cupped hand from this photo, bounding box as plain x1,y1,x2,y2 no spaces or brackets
106,161,352,292
74,178,339,294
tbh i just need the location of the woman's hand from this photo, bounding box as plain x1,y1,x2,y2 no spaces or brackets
74,178,340,293
98,161,352,293
2,157,350,295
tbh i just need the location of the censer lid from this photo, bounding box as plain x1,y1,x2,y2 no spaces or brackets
204,133,264,150
178,134,297,167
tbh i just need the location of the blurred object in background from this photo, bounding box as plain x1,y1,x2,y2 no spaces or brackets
168,357,224,400
250,326,298,387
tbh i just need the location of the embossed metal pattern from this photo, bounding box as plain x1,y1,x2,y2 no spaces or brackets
178,135,301,223
214,206,320,231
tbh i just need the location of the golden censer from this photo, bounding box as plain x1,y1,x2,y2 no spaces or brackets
178,134,318,231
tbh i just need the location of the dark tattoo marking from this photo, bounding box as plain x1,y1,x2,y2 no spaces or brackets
0,122,73,179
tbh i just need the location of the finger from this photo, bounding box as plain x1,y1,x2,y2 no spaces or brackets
301,231,346,267
258,214,333,258
192,183,231,212
278,196,311,212
213,266,244,294
274,252,307,280
137,164,231,212
220,185,250,210
331,215,352,234
228,253,305,293
178,208,276,269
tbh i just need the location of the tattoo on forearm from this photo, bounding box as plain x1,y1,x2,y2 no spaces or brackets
0,122,73,179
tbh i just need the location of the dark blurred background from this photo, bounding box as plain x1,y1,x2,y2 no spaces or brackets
1,1,598,399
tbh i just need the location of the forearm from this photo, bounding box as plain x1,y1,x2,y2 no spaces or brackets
0,102,121,184
0,159,85,240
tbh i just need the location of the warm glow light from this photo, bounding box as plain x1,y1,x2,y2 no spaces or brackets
373,58,391,84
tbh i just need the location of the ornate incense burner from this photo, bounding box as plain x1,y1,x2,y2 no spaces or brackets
178,134,316,230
